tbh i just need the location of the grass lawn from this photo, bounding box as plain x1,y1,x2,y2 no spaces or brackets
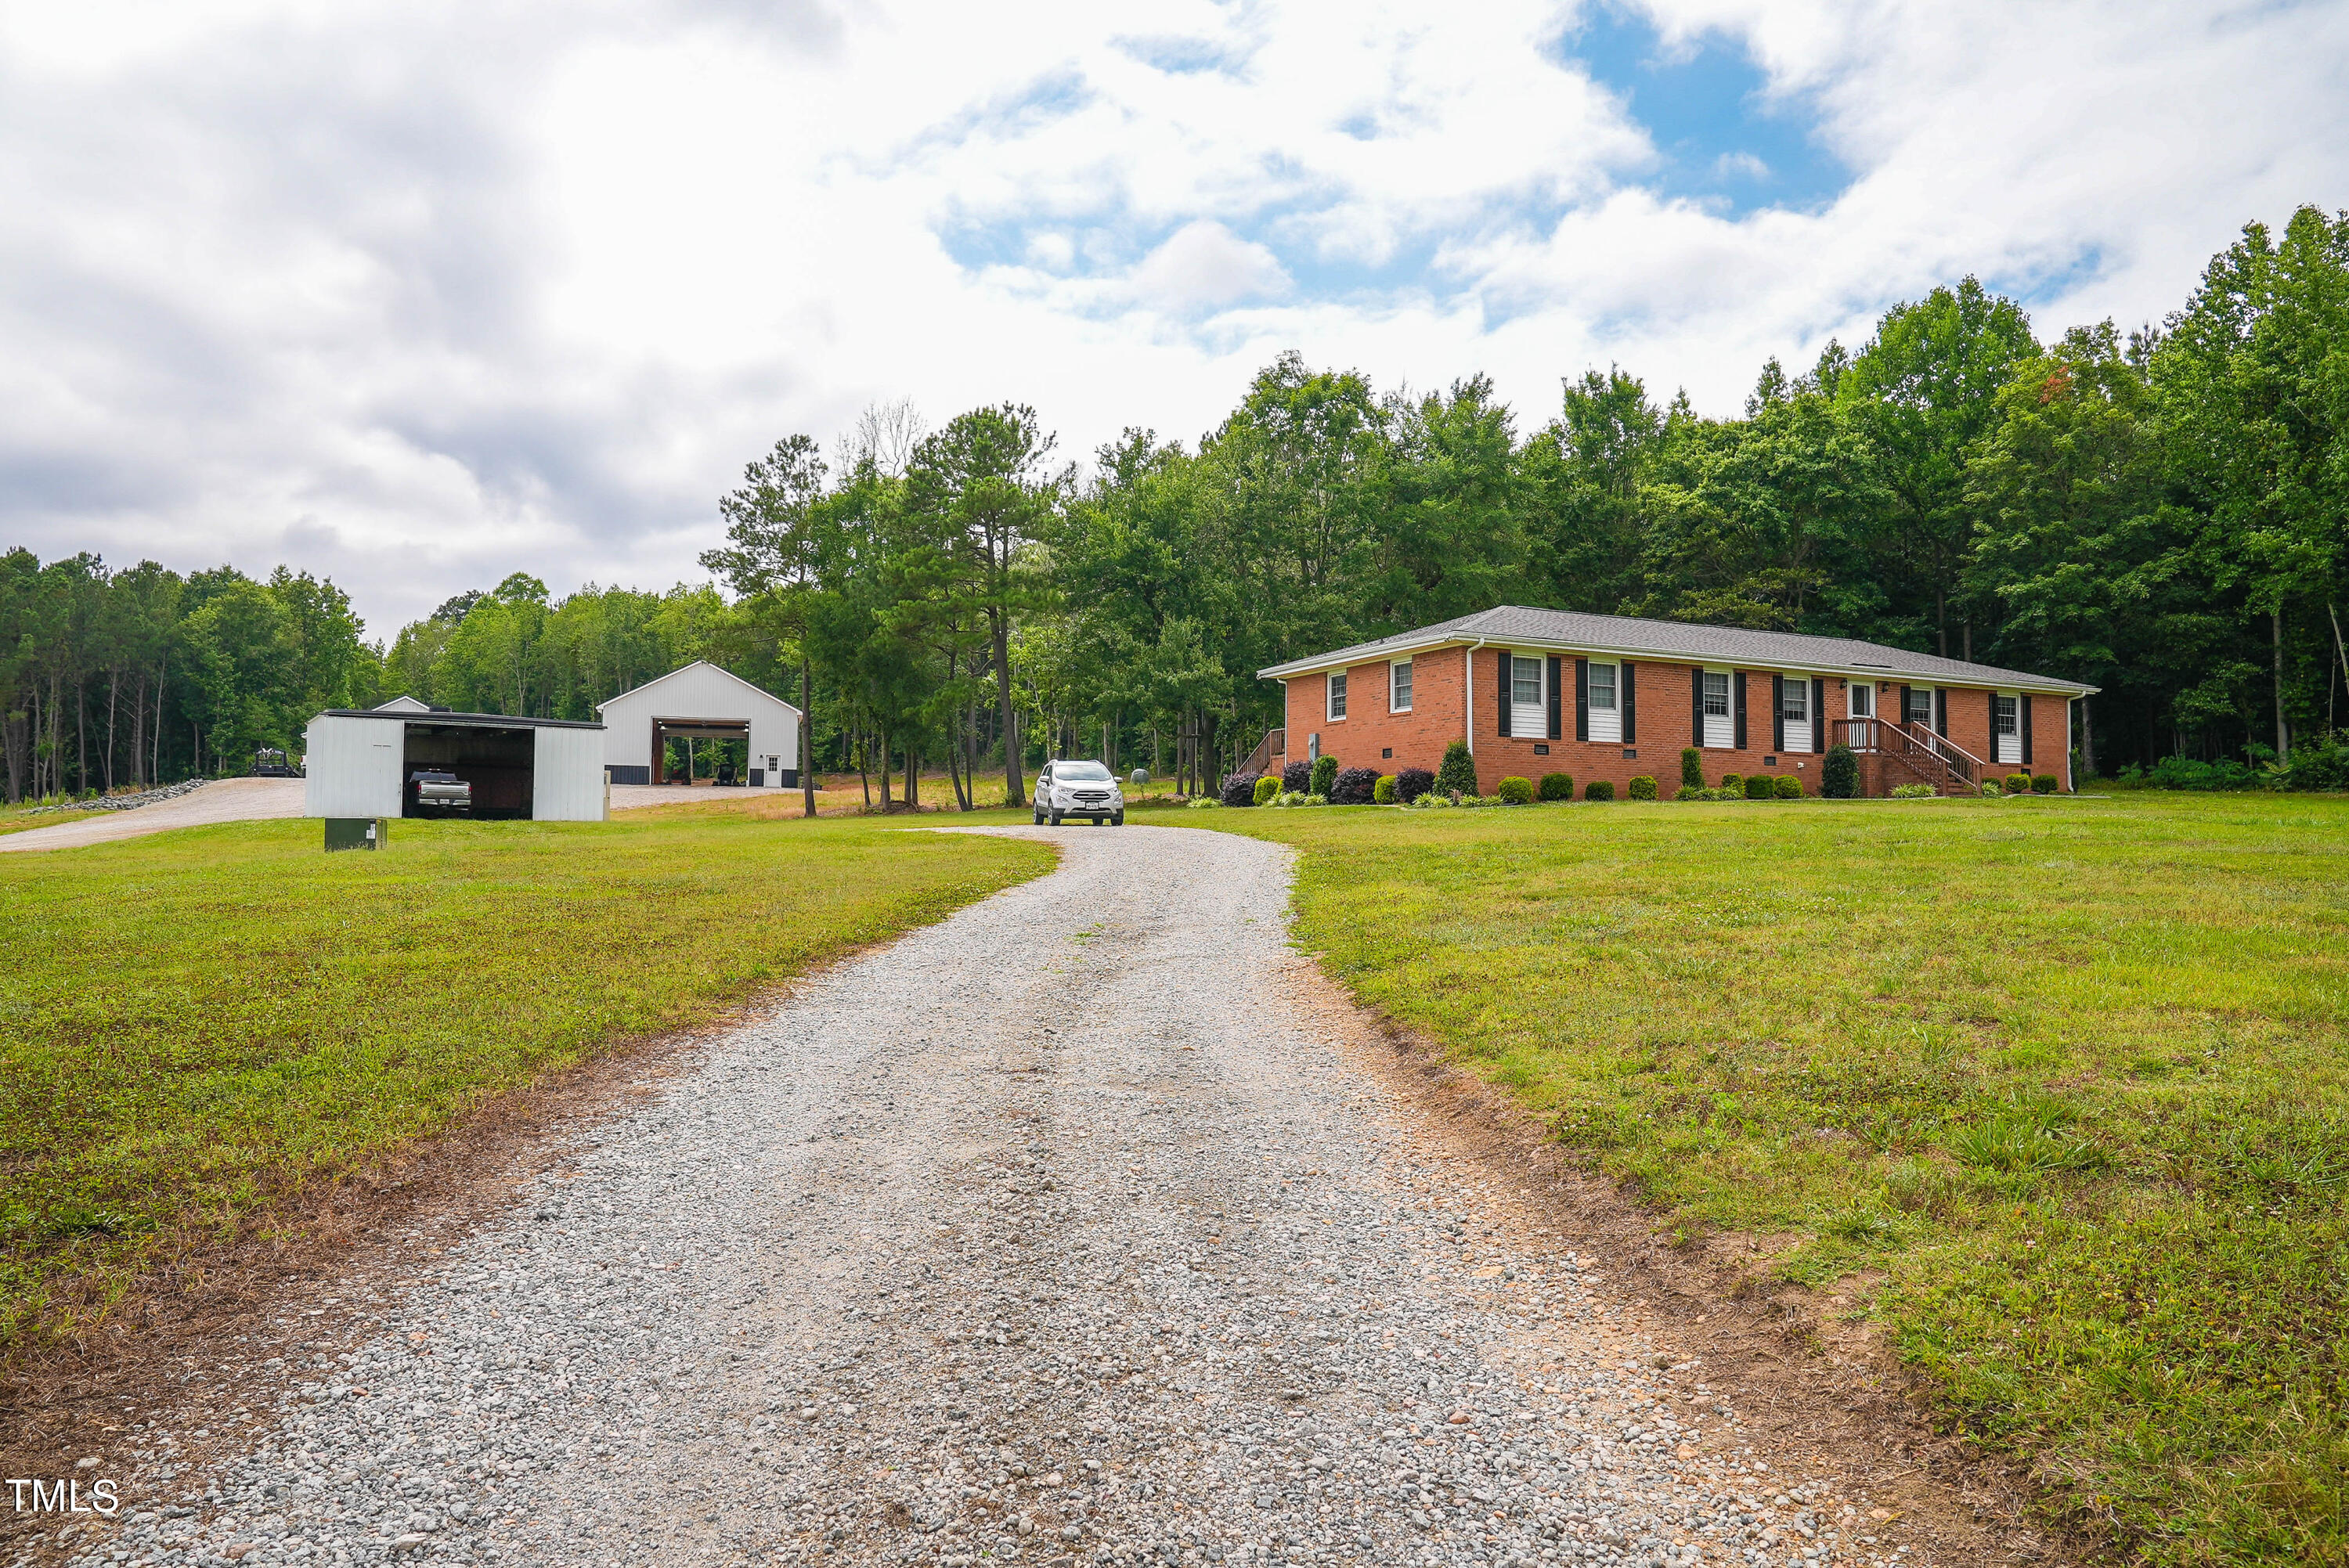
1201,792,2349,1566
0,810,1052,1346
0,806,97,836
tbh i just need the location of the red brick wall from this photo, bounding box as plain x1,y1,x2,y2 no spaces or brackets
1276,654,2075,795
1278,650,1473,780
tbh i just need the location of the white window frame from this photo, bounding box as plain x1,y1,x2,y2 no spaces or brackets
1848,679,1874,719
1508,653,1546,740
1777,673,1812,753
1906,686,1936,727
1992,691,2021,764
1701,668,1732,749
1586,659,1622,744
1326,670,1348,722
1390,658,1413,712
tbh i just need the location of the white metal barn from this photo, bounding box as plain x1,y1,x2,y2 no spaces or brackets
302,708,608,821
595,661,803,786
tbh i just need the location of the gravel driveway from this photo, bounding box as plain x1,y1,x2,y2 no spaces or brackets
0,779,305,853
69,825,1907,1568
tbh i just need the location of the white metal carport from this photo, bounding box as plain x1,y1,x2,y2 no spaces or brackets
301,709,608,821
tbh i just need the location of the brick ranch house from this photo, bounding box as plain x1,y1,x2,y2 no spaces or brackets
1254,606,2099,798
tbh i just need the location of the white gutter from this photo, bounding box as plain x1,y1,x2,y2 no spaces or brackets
1463,637,1488,754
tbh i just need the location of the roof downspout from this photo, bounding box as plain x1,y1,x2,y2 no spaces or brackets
1464,638,1488,754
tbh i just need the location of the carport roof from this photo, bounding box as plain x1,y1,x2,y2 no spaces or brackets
318,708,604,730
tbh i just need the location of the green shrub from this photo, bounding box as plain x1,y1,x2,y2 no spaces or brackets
1627,775,1658,800
1185,797,1223,809
2149,754,2261,791
1891,783,1938,798
1496,776,1535,806
1773,773,1802,799
1821,742,1859,798
1309,755,1339,798
1719,772,1743,791
1743,774,1775,800
1434,740,1478,797
1538,772,1575,802
1680,747,1704,791
2031,773,2058,795
1252,774,1279,806
1373,773,1398,805
2282,734,2349,790
1585,780,1616,802
1980,780,2001,797
2004,773,2033,794
1409,792,1452,809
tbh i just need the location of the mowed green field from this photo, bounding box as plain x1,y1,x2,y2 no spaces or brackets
0,812,1052,1346
1203,793,2349,1565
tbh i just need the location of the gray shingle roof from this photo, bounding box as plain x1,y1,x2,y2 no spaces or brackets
1256,606,2097,694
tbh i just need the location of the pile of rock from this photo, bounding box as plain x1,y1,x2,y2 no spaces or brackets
23,778,208,816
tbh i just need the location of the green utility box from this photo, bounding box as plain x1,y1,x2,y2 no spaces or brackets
324,817,388,852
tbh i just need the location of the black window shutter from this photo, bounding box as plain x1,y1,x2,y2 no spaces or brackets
1899,684,1913,730
2022,694,2034,764
1734,672,1748,750
1772,674,1785,752
1575,658,1589,741
1547,657,1563,741
1812,679,1826,752
1935,688,1948,736
1622,661,1637,742
1690,667,1704,746
1496,651,1510,738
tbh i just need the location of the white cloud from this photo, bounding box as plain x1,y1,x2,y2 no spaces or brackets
0,0,2344,636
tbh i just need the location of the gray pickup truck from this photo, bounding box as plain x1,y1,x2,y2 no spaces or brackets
408,769,472,814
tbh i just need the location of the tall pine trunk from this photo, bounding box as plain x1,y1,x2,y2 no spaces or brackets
799,658,817,819
991,615,1023,807
2273,608,2290,762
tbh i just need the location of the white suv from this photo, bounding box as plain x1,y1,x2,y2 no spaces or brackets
1034,759,1125,826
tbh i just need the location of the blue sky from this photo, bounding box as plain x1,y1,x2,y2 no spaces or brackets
1,0,2344,634
1565,5,1848,215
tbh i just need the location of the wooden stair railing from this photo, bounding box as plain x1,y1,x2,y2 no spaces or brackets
1235,727,1284,781
1830,718,1983,795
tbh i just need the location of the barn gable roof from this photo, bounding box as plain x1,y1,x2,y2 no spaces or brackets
594,661,803,718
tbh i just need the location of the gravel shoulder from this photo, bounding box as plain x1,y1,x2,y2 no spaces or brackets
33,824,2006,1568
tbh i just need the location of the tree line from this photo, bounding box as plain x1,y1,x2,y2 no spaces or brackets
5,205,2344,806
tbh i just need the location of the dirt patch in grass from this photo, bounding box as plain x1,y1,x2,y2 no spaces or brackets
1286,956,2087,1566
